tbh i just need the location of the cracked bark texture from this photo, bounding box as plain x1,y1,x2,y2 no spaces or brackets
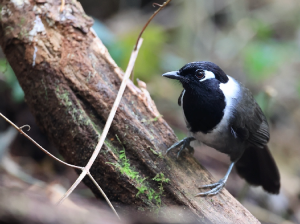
0,0,260,223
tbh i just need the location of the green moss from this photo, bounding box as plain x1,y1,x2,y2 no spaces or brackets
151,173,170,207
150,114,163,122
0,6,3,21
5,26,14,35
3,16,29,39
18,27,29,39
89,119,102,135
20,17,26,25
107,135,169,209
55,86,91,126
110,135,141,180
152,173,170,183
141,114,163,124
149,148,163,159
41,78,48,100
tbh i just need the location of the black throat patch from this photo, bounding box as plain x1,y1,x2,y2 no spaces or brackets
182,80,226,134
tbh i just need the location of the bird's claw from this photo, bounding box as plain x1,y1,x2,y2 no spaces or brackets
166,141,182,154
166,137,195,158
186,144,194,154
196,179,226,196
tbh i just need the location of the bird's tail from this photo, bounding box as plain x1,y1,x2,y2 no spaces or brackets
235,145,280,194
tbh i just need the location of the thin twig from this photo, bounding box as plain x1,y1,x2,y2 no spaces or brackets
134,0,171,51
1,114,121,218
131,0,172,82
153,3,163,7
0,113,82,170
88,173,120,219
57,168,88,204
57,39,143,212
19,124,31,131
0,114,120,218
60,0,65,12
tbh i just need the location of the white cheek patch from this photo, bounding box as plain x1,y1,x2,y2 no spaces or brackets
181,89,186,107
199,70,215,82
218,76,240,125
219,76,240,101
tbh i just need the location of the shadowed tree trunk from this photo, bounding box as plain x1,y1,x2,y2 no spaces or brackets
0,0,260,223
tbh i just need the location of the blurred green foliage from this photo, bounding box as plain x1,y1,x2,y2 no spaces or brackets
242,41,293,82
0,59,24,103
254,91,275,119
110,25,167,82
297,82,300,98
92,19,169,82
253,20,273,41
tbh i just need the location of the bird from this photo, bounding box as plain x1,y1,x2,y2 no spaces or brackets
162,61,280,196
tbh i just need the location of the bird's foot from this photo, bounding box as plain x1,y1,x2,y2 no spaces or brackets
196,162,235,196
166,137,195,158
196,178,226,196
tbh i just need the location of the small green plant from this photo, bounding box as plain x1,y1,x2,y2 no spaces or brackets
151,173,170,207
141,114,163,124
152,173,170,183
136,185,148,197
148,114,163,122
110,146,140,180
109,135,147,186
149,148,163,159
0,59,24,103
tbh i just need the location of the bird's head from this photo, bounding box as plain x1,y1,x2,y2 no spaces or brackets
162,61,229,91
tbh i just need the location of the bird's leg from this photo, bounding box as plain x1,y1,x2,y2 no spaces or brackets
166,137,195,158
196,162,235,196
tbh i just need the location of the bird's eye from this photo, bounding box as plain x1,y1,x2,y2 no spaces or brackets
195,69,205,79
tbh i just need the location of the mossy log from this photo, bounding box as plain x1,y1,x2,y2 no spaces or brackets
0,0,260,223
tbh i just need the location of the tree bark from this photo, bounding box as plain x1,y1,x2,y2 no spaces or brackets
0,0,260,223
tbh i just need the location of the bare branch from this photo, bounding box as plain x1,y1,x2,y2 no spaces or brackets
19,124,31,131
0,113,82,170
88,173,120,220
60,0,65,12
131,0,172,81
134,0,171,51
57,168,88,205
153,3,163,7
0,112,119,218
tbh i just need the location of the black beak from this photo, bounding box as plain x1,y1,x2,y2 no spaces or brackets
162,71,182,80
